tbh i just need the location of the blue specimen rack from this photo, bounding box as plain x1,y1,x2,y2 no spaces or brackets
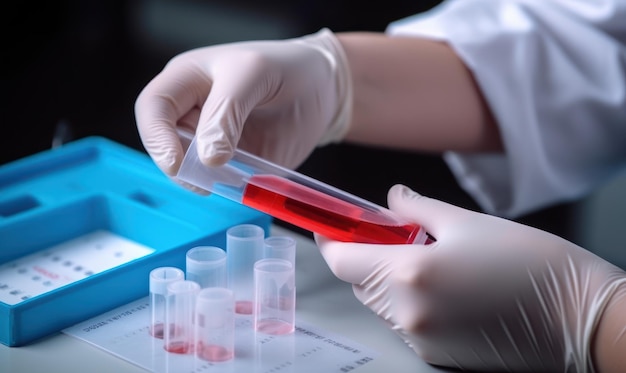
0,137,271,346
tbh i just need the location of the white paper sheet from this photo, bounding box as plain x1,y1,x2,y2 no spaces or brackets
63,297,378,373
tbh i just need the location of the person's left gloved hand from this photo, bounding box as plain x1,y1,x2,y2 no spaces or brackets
134,28,352,178
316,184,626,372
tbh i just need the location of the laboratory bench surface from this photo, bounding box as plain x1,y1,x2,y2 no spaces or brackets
1,225,452,373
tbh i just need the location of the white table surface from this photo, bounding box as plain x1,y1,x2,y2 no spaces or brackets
1,225,453,373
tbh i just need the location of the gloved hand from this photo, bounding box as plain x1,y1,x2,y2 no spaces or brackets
316,184,626,372
134,28,352,177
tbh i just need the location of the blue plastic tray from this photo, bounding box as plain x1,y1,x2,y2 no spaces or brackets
0,137,271,346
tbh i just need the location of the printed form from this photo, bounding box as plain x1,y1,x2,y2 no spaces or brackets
64,297,378,373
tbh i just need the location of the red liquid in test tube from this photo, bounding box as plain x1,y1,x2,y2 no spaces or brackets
175,134,427,245
196,342,234,362
164,340,192,354
242,175,422,244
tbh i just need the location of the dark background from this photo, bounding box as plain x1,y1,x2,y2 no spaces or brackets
2,0,578,243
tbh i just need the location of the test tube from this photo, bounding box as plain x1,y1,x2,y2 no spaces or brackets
254,258,295,335
186,246,227,289
264,236,296,267
195,287,235,362
149,267,184,339
227,224,265,314
176,135,428,245
164,280,200,354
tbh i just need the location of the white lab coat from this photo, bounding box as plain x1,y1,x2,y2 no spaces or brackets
387,0,626,218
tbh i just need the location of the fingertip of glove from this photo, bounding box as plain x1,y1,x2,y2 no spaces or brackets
200,148,233,167
389,184,422,202
151,147,183,177
387,184,433,222
172,177,211,196
194,128,236,165
196,139,233,167
313,233,328,247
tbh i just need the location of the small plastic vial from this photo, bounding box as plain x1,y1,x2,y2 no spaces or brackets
254,258,295,335
227,224,265,314
186,246,227,289
149,267,184,339
164,280,200,354
195,287,235,362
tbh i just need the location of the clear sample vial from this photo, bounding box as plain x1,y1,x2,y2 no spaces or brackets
264,236,296,267
149,267,184,339
254,258,295,335
186,246,227,289
195,287,235,362
227,224,265,315
164,280,200,354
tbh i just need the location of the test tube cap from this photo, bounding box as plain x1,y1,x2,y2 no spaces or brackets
167,279,201,295
264,236,296,266
149,267,184,295
187,246,226,271
227,224,265,244
196,287,235,328
186,246,227,289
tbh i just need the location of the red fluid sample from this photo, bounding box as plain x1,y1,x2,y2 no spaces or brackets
151,323,181,339
235,300,253,315
256,319,294,335
196,342,234,362
164,341,193,354
242,175,422,244
150,323,164,339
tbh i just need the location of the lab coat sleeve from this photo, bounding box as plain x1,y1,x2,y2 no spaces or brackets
387,0,626,218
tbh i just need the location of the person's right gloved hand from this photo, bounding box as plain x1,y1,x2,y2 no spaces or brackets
316,184,626,372
134,28,353,177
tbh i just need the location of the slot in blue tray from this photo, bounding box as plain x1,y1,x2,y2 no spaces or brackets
0,137,272,346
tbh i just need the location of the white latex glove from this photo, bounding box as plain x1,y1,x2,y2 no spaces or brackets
134,28,352,177
316,184,626,372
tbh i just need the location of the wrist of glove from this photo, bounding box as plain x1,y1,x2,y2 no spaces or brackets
297,29,353,146
316,184,626,372
135,28,353,177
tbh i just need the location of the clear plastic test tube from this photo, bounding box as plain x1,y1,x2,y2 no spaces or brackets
176,136,428,245
227,224,265,315
195,287,235,362
254,258,296,335
149,267,184,339
186,246,227,289
164,280,200,354
264,236,296,267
